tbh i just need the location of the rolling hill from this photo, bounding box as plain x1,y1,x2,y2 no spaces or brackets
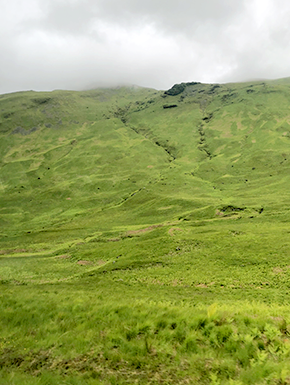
2,79,290,384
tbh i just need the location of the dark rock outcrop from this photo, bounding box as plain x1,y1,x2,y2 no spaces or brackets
163,104,178,109
164,82,200,96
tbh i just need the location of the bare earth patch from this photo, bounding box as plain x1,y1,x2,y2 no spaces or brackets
97,260,106,266
14,248,29,253
0,249,29,255
147,165,153,168
126,224,163,236
77,260,93,266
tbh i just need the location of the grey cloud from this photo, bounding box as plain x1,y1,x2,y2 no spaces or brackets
34,0,247,39
1,0,290,94
28,1,97,35
96,0,246,33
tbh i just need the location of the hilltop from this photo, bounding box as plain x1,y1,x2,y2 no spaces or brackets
2,79,290,384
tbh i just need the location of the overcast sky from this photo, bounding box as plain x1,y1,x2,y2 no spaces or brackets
1,0,290,94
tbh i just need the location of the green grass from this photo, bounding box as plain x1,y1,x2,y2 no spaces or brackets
2,79,290,383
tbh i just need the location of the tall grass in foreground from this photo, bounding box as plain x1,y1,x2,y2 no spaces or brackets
1,281,290,384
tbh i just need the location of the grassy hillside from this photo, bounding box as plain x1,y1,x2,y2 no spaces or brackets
2,79,290,384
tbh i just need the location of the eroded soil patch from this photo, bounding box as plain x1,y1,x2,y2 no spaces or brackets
126,224,163,236
77,260,93,266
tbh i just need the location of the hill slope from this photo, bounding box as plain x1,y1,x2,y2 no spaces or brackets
2,80,290,236
2,80,290,384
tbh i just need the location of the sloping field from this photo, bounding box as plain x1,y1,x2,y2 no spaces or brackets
2,79,290,384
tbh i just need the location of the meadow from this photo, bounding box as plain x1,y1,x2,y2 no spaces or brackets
1,80,290,383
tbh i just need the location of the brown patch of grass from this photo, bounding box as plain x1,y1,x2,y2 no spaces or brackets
168,228,183,236
196,283,208,288
107,238,120,242
56,255,72,259
221,130,232,138
273,267,284,274
147,165,154,168
171,279,184,286
97,260,106,266
237,120,243,130
29,161,41,170
0,249,29,255
126,224,163,236
196,282,215,288
77,260,93,266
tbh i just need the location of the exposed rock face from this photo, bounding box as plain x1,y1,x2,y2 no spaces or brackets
164,82,200,96
163,104,178,109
